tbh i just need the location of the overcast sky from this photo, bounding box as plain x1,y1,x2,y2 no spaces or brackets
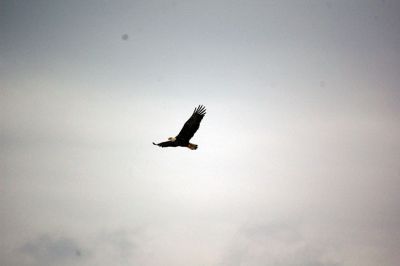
1,1,400,265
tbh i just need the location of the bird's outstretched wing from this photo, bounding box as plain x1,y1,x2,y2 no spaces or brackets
153,141,173,148
176,105,206,142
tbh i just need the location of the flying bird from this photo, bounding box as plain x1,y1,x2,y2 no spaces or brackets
153,105,206,150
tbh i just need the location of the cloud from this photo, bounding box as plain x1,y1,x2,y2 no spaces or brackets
3,228,146,266
96,229,139,261
220,222,340,266
18,235,85,266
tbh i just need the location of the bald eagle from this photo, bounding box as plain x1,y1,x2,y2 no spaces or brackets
153,105,206,150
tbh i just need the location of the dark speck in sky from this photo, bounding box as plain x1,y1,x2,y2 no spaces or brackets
121,34,129,40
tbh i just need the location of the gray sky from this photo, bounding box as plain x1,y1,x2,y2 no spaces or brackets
1,1,400,265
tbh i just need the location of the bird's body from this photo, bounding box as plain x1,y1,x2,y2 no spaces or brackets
153,105,206,150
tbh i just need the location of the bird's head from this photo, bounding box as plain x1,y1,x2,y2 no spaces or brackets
168,137,176,141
